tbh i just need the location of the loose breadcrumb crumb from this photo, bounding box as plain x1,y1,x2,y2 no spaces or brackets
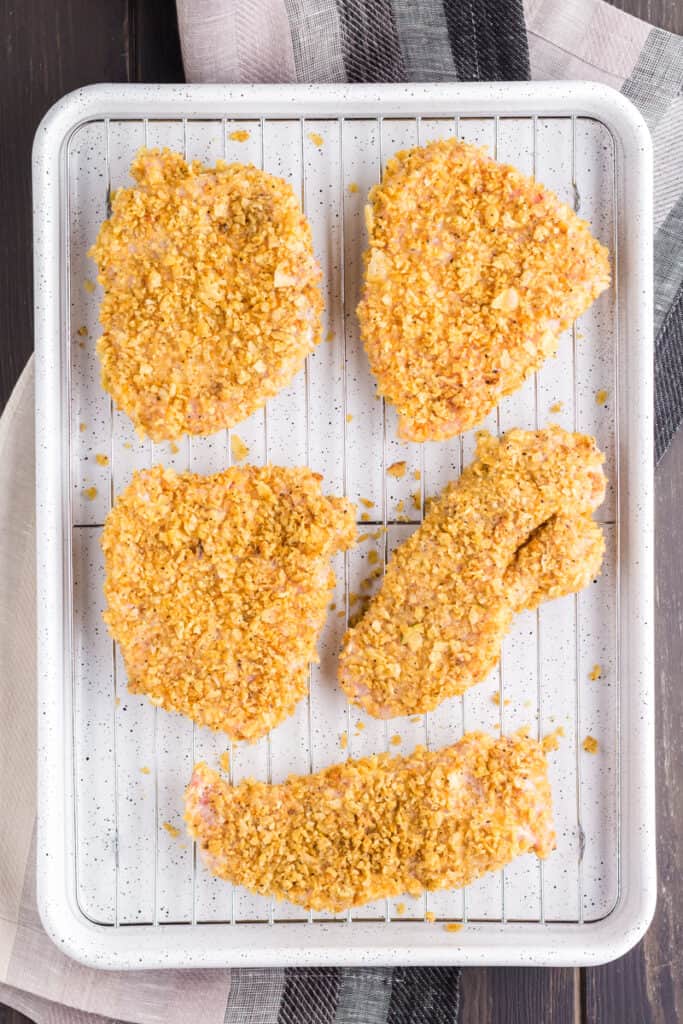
412,491,421,510
390,734,402,746
368,550,379,565
589,663,602,681
230,433,249,462
77,325,88,337
84,279,95,293
79,422,87,432
123,441,132,450
220,751,231,773
371,528,386,540
549,401,564,413
410,716,422,724
229,129,251,142
346,414,353,423
348,182,359,194
413,470,421,481
396,500,405,513
387,461,407,478
326,329,335,342
357,533,370,543
308,132,324,147
340,731,348,750
396,902,406,915
140,766,151,775
595,389,608,406
355,721,365,731
115,697,121,707
83,486,98,501
361,513,371,522
444,923,463,933
163,821,180,838
541,727,564,754
95,453,109,466
360,498,375,509
170,441,180,454
583,735,599,754
425,911,436,923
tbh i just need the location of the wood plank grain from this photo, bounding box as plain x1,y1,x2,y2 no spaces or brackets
460,966,577,1024
0,0,130,410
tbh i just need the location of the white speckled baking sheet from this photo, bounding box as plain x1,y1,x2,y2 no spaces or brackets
33,82,655,969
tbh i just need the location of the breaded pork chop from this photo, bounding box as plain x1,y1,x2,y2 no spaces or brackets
338,427,606,719
91,148,323,442
102,464,355,741
358,138,610,441
184,730,555,912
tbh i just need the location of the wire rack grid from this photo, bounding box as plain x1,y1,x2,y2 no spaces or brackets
65,107,619,934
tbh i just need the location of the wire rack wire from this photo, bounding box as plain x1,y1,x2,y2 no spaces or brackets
66,109,619,930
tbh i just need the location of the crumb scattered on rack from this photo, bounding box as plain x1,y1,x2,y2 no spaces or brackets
444,923,463,933
340,731,348,750
162,821,180,838
491,693,510,707
371,527,386,539
140,766,151,775
360,498,375,509
583,735,599,754
368,550,379,565
115,696,121,707
229,129,250,142
83,279,95,293
308,132,324,147
361,512,370,522
395,902,406,915
355,721,365,731
79,422,87,432
95,453,109,467
549,401,563,413
412,490,421,510
349,592,360,606
123,441,132,450
396,499,404,513
77,325,88,337
83,486,98,501
410,716,422,724
390,733,401,746
595,389,608,406
425,911,436,923
326,329,334,342
169,441,180,454
230,434,249,462
589,663,602,680
542,727,564,753
348,182,359,194
346,413,353,423
329,602,337,610
387,460,406,478
357,533,370,543
413,470,421,481
220,750,231,774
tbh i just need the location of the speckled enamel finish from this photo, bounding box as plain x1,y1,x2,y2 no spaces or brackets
33,82,654,970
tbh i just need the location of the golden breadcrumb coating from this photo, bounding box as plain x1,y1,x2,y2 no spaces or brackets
102,464,355,741
358,138,611,441
91,148,323,441
339,426,606,719
184,730,555,912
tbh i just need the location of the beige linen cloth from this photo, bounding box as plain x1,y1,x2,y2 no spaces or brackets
0,0,681,1020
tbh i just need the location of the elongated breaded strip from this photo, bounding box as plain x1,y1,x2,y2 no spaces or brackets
102,464,355,741
358,138,610,441
91,148,323,441
185,731,555,912
339,427,606,719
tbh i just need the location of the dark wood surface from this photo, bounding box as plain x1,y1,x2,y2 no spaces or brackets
1,0,680,1021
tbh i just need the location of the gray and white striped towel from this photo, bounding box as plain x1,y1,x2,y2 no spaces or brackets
0,2,681,1023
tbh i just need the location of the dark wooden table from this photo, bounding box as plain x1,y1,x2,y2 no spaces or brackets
1,1,680,1021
